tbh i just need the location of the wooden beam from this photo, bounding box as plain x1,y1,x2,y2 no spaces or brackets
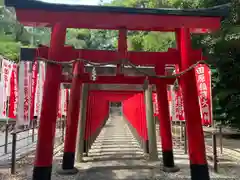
16,9,221,31
37,47,204,66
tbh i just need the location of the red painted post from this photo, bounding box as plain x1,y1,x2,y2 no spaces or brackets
87,94,93,155
58,62,83,174
155,66,178,172
90,93,94,139
140,93,149,154
32,23,66,180
84,95,91,155
176,28,209,180
117,29,127,74
156,82,178,172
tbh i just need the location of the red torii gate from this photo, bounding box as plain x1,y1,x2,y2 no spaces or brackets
78,90,149,159
90,90,136,102
5,1,230,180
76,90,156,160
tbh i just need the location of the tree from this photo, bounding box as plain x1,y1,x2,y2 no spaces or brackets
0,6,33,61
106,0,240,128
105,0,176,52
190,0,240,128
66,28,117,50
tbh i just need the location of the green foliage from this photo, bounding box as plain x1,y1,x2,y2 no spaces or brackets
0,40,21,61
0,6,30,62
66,29,88,49
195,0,240,128
0,6,51,62
143,32,176,52
66,28,116,50
107,0,240,128
128,31,175,52
105,0,176,52
128,32,144,51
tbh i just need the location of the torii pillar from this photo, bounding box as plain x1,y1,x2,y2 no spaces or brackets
57,61,83,174
32,23,66,180
155,66,179,172
76,84,89,162
176,28,210,180
144,85,158,161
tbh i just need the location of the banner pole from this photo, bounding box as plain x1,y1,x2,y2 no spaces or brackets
28,62,33,128
209,69,214,128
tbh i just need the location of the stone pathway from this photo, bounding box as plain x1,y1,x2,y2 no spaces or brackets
75,115,148,180
54,116,240,180
2,115,240,179
156,125,240,179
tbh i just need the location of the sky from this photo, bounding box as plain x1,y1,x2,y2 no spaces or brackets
39,0,110,5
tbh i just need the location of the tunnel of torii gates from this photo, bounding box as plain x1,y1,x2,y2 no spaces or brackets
6,1,230,180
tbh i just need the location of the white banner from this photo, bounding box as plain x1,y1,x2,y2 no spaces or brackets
0,82,5,118
61,88,66,116
34,73,39,117
37,62,46,120
1,58,14,117
17,61,31,126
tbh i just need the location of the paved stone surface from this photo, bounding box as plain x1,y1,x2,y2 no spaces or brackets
53,115,240,180
1,114,240,179
75,115,149,180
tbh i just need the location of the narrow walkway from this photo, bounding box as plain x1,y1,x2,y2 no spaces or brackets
70,116,240,180
76,115,153,180
5,114,240,180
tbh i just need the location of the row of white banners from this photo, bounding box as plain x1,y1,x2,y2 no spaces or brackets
0,56,212,126
0,56,69,126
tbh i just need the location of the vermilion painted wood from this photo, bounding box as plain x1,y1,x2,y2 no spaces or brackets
122,93,148,140
34,24,65,167
176,28,208,165
84,95,91,140
140,93,148,140
15,9,221,31
117,29,127,74
63,62,82,153
62,75,176,85
84,93,111,140
36,47,205,66
88,91,135,102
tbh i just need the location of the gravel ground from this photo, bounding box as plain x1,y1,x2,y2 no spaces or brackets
1,115,240,180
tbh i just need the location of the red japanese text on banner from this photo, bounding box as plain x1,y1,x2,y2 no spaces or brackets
174,89,185,121
9,64,18,118
60,89,66,116
34,62,46,119
152,93,159,116
64,89,69,115
174,65,185,121
23,62,30,123
195,64,212,126
1,58,13,117
34,73,40,117
30,61,38,120
167,86,173,121
17,61,29,126
57,87,62,119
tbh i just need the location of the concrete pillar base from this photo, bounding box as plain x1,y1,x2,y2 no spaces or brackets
56,167,79,175
190,164,210,180
148,156,159,162
143,140,149,154
162,166,180,173
32,166,52,180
